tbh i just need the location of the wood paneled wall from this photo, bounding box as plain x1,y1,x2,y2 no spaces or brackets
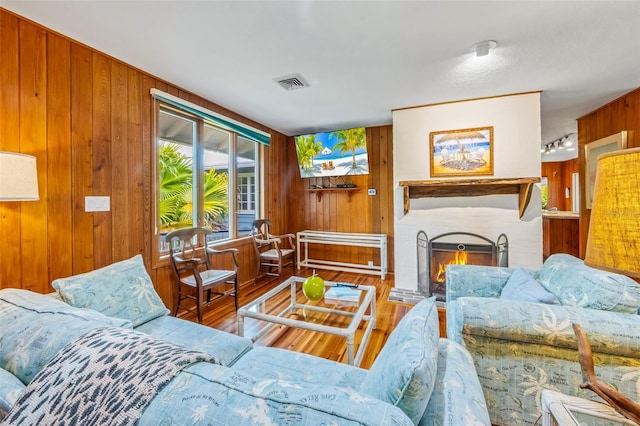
0,10,289,303
577,87,640,257
0,9,395,309
541,158,578,211
284,126,395,272
542,216,579,260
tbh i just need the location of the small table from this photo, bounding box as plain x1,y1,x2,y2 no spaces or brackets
541,390,636,426
237,276,376,366
296,230,388,279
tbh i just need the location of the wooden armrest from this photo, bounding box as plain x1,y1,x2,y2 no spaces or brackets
172,256,202,275
206,247,239,256
255,236,281,244
272,233,295,239
206,247,239,268
172,256,201,267
271,234,296,239
271,233,295,247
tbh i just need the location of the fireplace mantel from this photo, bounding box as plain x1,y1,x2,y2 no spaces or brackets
399,177,540,218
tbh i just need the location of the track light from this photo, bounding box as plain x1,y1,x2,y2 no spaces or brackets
542,133,576,155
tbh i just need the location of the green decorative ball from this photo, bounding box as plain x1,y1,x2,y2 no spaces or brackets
302,274,325,301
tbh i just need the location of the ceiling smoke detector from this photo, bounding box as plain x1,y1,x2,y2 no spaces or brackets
274,73,310,91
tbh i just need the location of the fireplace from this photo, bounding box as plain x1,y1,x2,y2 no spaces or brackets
417,231,508,302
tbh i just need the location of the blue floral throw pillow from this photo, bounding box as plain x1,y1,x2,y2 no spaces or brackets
52,255,169,327
500,267,559,304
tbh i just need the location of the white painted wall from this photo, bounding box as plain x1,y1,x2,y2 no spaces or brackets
393,92,543,291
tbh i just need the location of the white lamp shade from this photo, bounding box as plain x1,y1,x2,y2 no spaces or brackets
0,151,39,201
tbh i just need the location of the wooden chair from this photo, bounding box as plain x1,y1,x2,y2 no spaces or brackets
166,227,239,323
251,219,296,280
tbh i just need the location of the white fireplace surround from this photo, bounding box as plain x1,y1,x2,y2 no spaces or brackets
392,92,543,295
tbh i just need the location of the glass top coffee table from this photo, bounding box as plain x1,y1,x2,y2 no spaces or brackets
237,276,376,366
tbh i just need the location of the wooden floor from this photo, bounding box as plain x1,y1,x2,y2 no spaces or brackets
176,268,413,369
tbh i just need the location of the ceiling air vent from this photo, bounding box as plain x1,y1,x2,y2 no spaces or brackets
274,73,310,91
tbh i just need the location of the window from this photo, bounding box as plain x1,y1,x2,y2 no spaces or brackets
238,174,255,212
155,101,263,254
236,134,258,238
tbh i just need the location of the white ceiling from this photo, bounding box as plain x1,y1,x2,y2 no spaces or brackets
3,1,640,163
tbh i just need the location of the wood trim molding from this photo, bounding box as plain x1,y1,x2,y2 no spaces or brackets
392,91,542,113
399,177,540,218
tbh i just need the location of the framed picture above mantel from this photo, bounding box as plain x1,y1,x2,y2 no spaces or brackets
429,126,494,177
585,131,627,209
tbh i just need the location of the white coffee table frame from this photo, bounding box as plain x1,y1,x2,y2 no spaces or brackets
237,276,376,367
541,390,637,426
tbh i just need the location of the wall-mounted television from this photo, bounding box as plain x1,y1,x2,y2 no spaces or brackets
294,127,369,178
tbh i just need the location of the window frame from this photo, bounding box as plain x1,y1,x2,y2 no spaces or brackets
152,100,262,266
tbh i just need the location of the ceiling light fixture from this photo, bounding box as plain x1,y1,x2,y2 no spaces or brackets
470,40,498,57
564,136,573,147
542,133,577,155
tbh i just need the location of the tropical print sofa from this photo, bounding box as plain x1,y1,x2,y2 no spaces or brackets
446,253,640,426
0,255,490,425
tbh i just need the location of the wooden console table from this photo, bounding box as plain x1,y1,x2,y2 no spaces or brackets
297,230,388,279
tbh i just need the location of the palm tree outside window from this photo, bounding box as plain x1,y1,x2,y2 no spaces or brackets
156,106,260,254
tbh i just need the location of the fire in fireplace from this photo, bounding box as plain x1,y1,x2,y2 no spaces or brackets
417,231,508,302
